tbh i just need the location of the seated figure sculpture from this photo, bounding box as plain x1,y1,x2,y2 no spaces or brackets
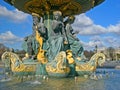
35,20,48,64
47,11,68,61
22,34,38,58
65,16,84,60
22,13,40,59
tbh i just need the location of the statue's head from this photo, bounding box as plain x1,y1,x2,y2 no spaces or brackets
53,11,62,20
32,12,40,25
68,16,75,24
37,23,47,35
24,36,28,41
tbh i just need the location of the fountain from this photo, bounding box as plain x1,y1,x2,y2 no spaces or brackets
2,0,105,78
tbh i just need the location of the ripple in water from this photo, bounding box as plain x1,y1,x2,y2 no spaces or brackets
0,78,12,82
0,68,120,90
29,80,42,85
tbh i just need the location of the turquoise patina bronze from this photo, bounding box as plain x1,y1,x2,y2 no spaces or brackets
2,0,105,78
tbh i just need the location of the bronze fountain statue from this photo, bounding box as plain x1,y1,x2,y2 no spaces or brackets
2,0,105,78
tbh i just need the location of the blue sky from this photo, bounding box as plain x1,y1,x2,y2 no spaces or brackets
0,0,120,50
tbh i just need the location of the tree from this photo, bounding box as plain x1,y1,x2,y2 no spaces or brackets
107,47,115,61
0,43,8,60
15,49,26,58
84,50,94,60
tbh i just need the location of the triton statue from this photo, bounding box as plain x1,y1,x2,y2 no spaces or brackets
2,0,105,78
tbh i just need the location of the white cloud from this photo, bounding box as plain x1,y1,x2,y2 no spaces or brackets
73,14,93,27
81,35,105,50
72,14,106,35
81,35,120,50
72,14,120,35
70,14,120,50
0,5,28,22
0,31,23,44
107,23,120,34
103,36,120,48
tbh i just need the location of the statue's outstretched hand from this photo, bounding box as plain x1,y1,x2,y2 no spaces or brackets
35,25,38,30
64,41,68,44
